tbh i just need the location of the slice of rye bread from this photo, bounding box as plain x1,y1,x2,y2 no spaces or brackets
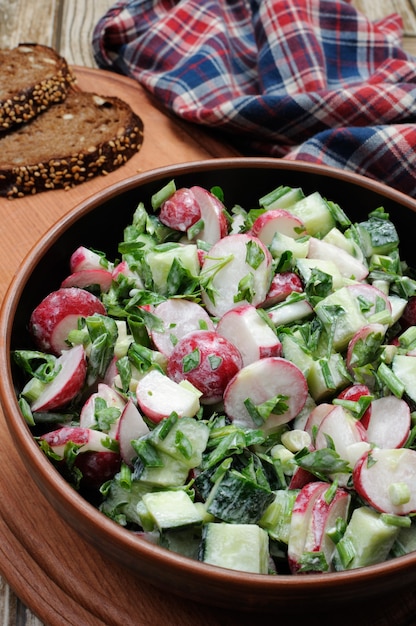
0,43,75,134
0,90,144,198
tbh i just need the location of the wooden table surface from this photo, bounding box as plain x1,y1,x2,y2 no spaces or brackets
0,1,416,624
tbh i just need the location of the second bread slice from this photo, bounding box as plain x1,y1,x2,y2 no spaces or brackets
0,90,144,198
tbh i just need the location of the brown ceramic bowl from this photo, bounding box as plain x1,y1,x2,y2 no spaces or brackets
1,158,416,618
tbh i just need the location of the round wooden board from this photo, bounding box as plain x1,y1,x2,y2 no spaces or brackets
0,67,415,626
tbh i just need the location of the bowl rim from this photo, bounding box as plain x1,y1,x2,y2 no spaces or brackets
2,156,416,594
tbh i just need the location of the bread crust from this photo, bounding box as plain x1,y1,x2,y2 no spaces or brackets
0,43,75,134
0,92,144,198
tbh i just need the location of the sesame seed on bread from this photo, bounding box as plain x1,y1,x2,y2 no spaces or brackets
0,43,75,134
0,90,144,198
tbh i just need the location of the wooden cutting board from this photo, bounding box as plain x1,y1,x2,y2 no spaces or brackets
0,66,415,626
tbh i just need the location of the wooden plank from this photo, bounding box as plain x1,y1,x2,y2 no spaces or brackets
0,0,59,49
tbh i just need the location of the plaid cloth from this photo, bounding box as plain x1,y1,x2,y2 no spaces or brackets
93,0,416,197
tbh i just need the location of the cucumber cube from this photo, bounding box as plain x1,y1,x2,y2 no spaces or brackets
289,192,335,237
392,355,416,403
334,506,399,570
296,258,344,291
201,522,269,574
142,490,203,530
146,244,200,294
307,353,351,401
314,286,367,351
259,489,299,544
152,417,210,469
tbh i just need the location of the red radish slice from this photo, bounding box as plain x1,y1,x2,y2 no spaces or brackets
364,396,411,449
61,268,113,292
304,403,333,438
288,466,315,490
151,298,215,357
80,383,126,436
70,246,111,273
190,185,228,245
41,426,114,456
250,209,306,245
262,271,303,307
29,287,106,355
111,260,144,289
287,481,328,573
307,237,368,281
116,399,150,466
216,304,282,366
167,330,242,404
346,283,392,319
301,486,351,573
224,356,308,432
315,405,367,461
353,448,416,515
159,188,201,232
31,344,86,412
136,369,200,423
201,233,272,317
337,383,372,427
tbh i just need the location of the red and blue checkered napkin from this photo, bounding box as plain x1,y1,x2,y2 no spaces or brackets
93,0,416,197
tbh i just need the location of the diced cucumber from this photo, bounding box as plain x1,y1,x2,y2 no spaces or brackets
314,286,368,351
296,258,344,291
99,474,153,527
388,295,408,325
357,216,399,256
307,353,350,401
200,522,269,574
392,355,416,403
268,299,313,327
259,489,299,543
151,416,210,469
206,469,275,524
269,232,309,261
289,192,336,237
280,333,314,376
394,522,416,555
259,185,305,210
322,227,356,256
137,450,190,487
146,244,200,294
334,506,399,570
159,526,202,559
142,490,203,530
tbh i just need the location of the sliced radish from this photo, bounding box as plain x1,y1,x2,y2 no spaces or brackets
353,448,416,515
216,304,282,366
61,268,113,292
307,237,368,281
116,399,150,466
31,344,86,412
346,323,386,373
287,481,328,573
201,233,272,318
74,450,121,489
111,260,144,289
151,298,215,357
301,486,351,573
250,209,306,246
364,396,411,449
224,357,308,432
167,330,242,404
79,383,126,437
189,185,228,245
315,405,367,461
136,369,200,423
70,246,112,273
29,287,106,355
337,384,372,427
262,271,303,308
304,403,334,438
41,426,114,456
159,187,201,232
